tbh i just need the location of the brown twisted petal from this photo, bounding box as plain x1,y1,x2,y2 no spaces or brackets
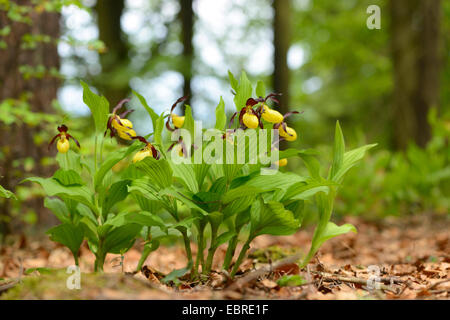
119,109,134,119
165,119,175,132
245,98,258,107
66,134,81,148
131,135,149,144
48,133,61,150
238,108,247,127
229,111,238,128
112,98,131,114
170,96,189,113
283,111,301,120
264,93,282,104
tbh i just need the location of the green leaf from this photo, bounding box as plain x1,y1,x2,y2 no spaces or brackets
103,224,141,254
214,96,226,130
184,105,196,139
192,191,221,212
302,222,356,267
135,157,173,190
80,81,109,134
255,80,266,98
159,187,208,216
53,169,84,186
44,197,70,223
222,185,262,204
245,172,305,191
56,150,82,172
161,261,193,285
94,142,141,190
212,231,236,249
79,217,99,247
105,211,166,232
24,177,97,215
228,70,238,91
172,216,199,231
169,161,198,193
128,178,160,201
251,200,300,237
193,162,211,190
136,240,160,271
329,120,345,180
46,223,84,258
132,90,159,130
233,71,253,111
153,112,165,146
77,203,97,224
277,275,306,287
223,195,255,220
282,180,337,201
333,144,377,183
102,180,131,216
298,153,322,181
0,185,16,199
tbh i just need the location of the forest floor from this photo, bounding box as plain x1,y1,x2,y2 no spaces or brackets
0,214,449,300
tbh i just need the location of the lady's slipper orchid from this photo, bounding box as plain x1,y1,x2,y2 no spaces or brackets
276,158,288,167
166,96,188,131
273,111,301,142
167,136,188,158
106,99,137,140
278,125,298,141
261,105,284,124
131,136,160,163
230,98,263,130
49,124,80,154
255,93,284,124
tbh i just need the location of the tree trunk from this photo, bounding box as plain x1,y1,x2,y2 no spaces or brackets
390,0,441,149
272,0,291,114
95,0,129,108
179,0,194,109
0,0,60,234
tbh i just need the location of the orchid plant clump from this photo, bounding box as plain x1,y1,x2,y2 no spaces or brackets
26,72,376,280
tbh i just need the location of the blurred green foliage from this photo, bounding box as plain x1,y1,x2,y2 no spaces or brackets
335,109,450,217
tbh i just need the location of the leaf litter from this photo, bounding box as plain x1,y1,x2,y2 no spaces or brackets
0,214,448,300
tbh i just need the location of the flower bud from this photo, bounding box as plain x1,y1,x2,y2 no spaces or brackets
279,126,297,141
57,138,70,153
171,114,185,129
243,113,259,129
261,105,283,123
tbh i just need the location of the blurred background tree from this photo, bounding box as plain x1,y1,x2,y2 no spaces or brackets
0,0,448,236
0,0,61,234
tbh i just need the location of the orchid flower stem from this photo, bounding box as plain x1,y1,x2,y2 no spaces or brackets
99,135,104,163
180,230,193,269
64,152,69,170
94,135,98,173
222,235,238,271
204,229,218,274
230,237,252,278
193,226,205,277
